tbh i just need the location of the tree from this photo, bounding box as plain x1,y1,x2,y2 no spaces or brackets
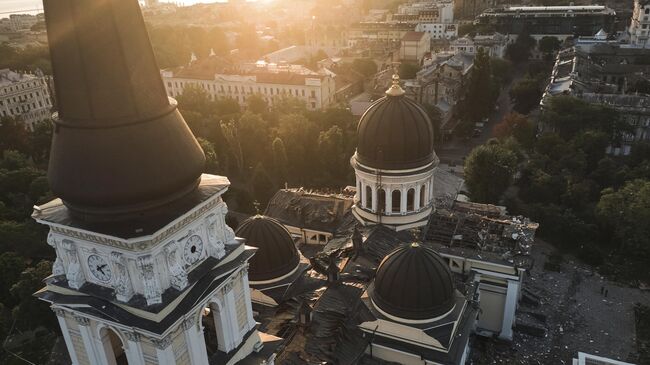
272,138,289,186
467,47,493,121
491,58,513,87
399,63,420,79
351,58,378,77
197,138,219,173
247,93,268,115
509,77,542,114
29,120,53,165
317,125,347,184
538,36,561,58
0,252,26,308
465,143,518,203
421,104,442,144
176,84,215,117
506,33,536,64
0,117,29,154
596,179,650,253
494,112,536,148
10,260,58,331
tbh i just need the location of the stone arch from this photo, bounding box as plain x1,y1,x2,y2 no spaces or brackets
391,190,401,213
98,326,128,365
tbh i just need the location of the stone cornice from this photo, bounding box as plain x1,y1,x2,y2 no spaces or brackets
47,195,224,252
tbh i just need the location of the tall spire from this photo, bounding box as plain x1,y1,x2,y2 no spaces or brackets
43,0,205,219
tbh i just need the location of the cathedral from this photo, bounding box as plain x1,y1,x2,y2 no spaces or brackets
32,1,537,364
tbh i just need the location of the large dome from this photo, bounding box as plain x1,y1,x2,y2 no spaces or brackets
355,82,435,170
235,215,300,283
370,242,455,322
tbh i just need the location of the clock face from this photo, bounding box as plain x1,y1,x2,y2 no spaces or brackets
183,235,204,265
87,255,112,282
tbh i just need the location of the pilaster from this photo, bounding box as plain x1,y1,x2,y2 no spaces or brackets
182,317,209,365
54,309,80,365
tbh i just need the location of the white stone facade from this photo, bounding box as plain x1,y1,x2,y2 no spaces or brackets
35,174,262,365
161,65,335,111
415,22,458,40
51,265,257,365
630,0,650,48
352,159,436,231
0,68,52,130
38,193,234,306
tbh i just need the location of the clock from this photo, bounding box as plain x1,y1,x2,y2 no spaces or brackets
88,254,112,282
183,235,204,264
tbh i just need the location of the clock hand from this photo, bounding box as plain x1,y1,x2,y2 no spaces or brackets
97,264,106,274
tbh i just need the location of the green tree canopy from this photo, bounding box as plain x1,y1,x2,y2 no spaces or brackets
465,142,518,203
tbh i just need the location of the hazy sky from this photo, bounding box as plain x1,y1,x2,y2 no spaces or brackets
0,0,231,16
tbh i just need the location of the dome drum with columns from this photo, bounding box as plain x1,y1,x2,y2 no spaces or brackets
351,74,439,230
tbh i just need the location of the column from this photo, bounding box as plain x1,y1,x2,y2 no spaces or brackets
183,318,209,365
400,187,407,214
414,185,421,211
212,295,236,353
153,335,175,365
371,186,377,212
241,268,256,331
225,285,242,344
75,316,107,365
360,182,366,209
124,332,146,365
499,280,520,341
54,309,80,365
386,188,392,214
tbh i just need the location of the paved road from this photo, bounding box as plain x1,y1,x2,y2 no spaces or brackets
436,63,527,166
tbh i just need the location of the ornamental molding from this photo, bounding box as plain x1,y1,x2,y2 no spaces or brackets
73,315,90,326
48,196,224,252
124,331,141,342
53,308,67,317
151,335,172,349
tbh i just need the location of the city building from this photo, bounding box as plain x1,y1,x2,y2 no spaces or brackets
416,22,458,40
542,45,650,155
404,53,475,129
347,22,416,45
33,1,272,364
629,0,650,48
0,68,52,130
476,5,617,37
399,31,431,64
161,56,335,110
449,32,511,58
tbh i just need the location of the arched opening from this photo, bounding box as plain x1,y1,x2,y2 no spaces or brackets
377,189,386,213
365,186,372,209
420,184,426,208
202,305,219,356
99,328,128,365
407,188,415,211
392,190,401,213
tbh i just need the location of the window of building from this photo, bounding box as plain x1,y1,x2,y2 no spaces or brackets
407,188,415,211
392,190,401,213
311,102,316,109
311,90,316,98
365,185,372,209
302,89,305,96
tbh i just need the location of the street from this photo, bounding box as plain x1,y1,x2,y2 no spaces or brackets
436,63,527,166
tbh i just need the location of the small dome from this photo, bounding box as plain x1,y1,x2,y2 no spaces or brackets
371,242,455,321
235,215,300,282
355,83,435,170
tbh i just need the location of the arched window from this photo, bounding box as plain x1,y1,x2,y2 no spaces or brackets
377,189,386,213
407,188,415,211
392,190,401,213
645,8,649,14
99,328,128,365
420,184,426,208
365,185,372,209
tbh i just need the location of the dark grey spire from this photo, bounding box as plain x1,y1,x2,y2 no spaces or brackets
43,0,205,219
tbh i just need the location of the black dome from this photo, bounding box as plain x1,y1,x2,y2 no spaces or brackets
355,93,435,170
371,242,455,321
235,215,300,282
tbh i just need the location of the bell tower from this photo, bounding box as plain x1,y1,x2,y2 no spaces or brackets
33,1,260,364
